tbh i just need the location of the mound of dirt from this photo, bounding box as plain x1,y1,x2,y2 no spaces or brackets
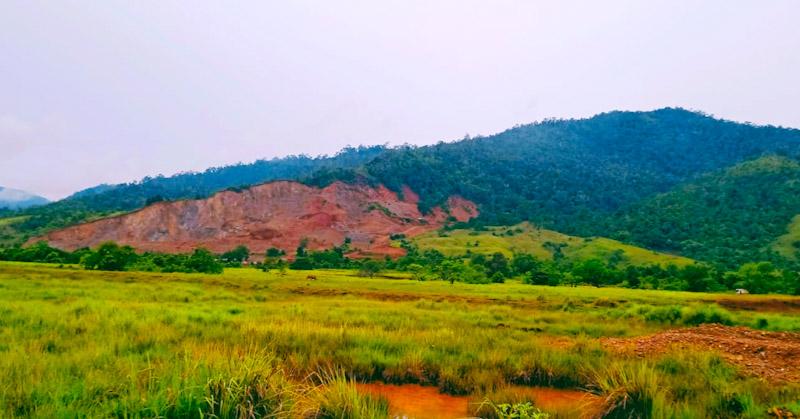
34,181,478,258
601,324,800,383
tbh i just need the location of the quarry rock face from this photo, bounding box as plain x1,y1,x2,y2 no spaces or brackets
36,181,478,258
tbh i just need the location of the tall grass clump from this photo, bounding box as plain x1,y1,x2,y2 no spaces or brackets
299,369,389,418
202,353,294,418
592,362,666,418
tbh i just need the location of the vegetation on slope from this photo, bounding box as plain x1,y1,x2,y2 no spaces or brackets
412,222,694,267
772,215,800,261
312,108,800,228
608,155,800,267
5,108,800,268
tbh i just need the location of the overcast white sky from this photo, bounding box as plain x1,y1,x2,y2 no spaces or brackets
2,1,799,200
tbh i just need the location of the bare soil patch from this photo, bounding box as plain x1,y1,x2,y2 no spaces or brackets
714,297,800,314
356,382,600,418
601,324,800,383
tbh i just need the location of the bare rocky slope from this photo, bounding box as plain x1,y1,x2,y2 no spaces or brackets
34,181,477,258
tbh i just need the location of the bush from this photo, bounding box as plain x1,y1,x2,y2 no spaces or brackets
491,272,506,283
681,306,733,326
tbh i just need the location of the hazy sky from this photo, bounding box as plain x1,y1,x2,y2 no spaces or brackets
2,1,799,200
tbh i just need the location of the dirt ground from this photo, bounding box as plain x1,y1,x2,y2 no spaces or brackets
714,297,800,314
602,324,800,383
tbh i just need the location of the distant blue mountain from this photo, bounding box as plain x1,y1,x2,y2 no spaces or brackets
0,186,49,210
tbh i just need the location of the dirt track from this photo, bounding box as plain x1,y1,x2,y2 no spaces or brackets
602,324,800,383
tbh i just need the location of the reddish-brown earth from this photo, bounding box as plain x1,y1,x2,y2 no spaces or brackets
34,181,477,257
356,382,600,418
601,324,800,383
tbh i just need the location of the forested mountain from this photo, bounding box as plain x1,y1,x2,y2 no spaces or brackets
0,187,49,210
6,146,384,240
606,155,800,267
5,108,800,267
311,108,800,231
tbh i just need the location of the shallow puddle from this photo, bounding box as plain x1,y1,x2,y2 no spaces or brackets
357,382,599,418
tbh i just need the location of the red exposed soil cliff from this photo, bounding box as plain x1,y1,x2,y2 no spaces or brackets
35,181,477,258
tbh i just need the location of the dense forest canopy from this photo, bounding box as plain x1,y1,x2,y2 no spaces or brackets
606,155,800,267
4,108,800,268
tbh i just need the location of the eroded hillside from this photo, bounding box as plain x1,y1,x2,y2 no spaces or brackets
35,181,477,257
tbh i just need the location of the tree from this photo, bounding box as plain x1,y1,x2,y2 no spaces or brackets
408,263,426,281
266,247,285,258
290,257,313,270
186,248,223,274
359,260,382,278
731,262,782,294
296,238,309,258
221,245,250,263
524,270,550,286
571,259,608,287
512,253,540,276
81,242,137,271
681,264,715,292
490,271,505,283
436,260,463,284
485,252,510,279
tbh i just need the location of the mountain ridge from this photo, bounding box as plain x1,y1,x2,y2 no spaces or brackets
0,186,49,210
6,107,800,267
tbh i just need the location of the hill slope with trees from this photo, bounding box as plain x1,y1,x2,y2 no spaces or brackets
606,155,800,267
4,108,800,268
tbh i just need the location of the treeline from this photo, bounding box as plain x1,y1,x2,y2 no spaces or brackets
3,240,798,295
0,242,224,274
258,240,800,295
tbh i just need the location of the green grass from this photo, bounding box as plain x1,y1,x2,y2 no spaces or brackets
0,216,30,228
0,262,798,417
412,222,695,266
772,214,800,260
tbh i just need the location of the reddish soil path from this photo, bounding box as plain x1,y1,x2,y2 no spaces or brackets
356,382,600,418
601,324,800,383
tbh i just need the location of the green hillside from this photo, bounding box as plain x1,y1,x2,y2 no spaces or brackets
5,108,800,268
411,223,694,267
316,109,800,228
772,215,800,260
608,155,800,267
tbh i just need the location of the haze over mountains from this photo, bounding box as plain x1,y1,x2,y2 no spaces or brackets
0,186,48,210
3,108,800,268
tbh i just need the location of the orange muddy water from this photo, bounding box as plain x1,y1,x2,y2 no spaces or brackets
356,382,600,418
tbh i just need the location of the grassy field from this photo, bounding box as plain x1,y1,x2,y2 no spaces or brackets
773,214,800,260
1,262,799,418
411,223,694,267
0,216,30,228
